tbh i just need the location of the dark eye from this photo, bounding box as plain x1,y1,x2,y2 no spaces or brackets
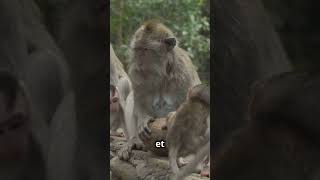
110,85,116,92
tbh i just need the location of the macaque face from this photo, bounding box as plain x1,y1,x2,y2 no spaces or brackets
0,92,31,162
110,85,120,113
130,22,177,67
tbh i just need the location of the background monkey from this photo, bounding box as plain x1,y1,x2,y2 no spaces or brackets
110,44,132,137
119,20,201,160
166,84,210,180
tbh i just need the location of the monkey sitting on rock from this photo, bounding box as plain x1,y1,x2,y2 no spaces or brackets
118,20,201,161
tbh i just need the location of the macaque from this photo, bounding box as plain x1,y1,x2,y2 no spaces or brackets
119,20,201,160
110,44,132,137
166,84,210,180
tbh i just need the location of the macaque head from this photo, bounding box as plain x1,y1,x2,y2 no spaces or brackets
110,85,120,113
0,70,31,164
109,45,121,113
130,20,178,66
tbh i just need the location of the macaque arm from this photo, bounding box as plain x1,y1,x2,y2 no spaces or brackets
123,92,136,140
133,96,153,128
169,146,180,174
117,77,131,101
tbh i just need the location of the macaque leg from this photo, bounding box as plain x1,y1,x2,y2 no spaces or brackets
118,92,143,160
176,142,210,180
169,146,180,174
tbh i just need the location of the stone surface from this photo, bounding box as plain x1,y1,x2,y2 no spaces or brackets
110,130,210,180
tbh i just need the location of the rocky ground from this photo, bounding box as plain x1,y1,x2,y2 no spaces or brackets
110,131,210,180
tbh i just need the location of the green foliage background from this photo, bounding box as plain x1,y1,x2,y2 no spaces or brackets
110,0,210,83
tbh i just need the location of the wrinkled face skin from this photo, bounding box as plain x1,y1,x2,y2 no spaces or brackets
109,85,120,113
0,92,30,164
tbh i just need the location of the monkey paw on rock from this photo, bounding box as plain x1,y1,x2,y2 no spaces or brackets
117,137,144,161
138,117,155,141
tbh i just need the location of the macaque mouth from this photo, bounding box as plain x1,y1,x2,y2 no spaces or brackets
110,85,119,103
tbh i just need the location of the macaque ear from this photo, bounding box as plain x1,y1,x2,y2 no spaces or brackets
164,37,176,51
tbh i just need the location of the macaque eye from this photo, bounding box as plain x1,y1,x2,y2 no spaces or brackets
110,85,116,90
110,85,116,95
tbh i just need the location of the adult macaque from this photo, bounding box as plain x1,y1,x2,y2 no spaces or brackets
119,20,201,160
166,84,210,180
110,44,132,137
0,70,45,180
214,72,320,180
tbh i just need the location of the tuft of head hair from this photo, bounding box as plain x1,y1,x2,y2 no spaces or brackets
142,20,174,38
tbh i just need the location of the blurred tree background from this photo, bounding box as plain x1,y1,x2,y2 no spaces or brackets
110,0,210,83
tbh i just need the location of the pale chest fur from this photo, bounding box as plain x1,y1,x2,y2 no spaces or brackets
133,74,191,118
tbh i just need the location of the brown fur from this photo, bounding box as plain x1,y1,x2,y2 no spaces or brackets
110,44,132,137
118,21,201,161
128,21,200,118
166,84,210,179
110,44,129,85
